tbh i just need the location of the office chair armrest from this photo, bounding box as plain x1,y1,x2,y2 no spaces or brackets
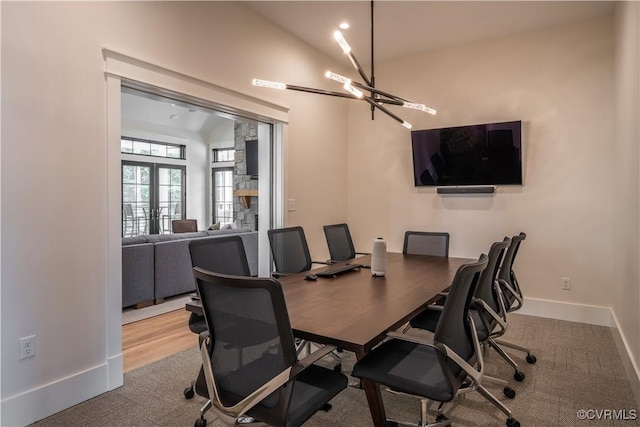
497,278,523,311
387,316,485,385
472,298,507,332
492,280,510,323
386,330,435,346
293,344,338,373
199,338,334,425
437,316,485,385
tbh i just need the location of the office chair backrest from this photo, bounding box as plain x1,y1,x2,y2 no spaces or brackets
267,226,313,274
498,232,526,310
189,235,251,276
434,254,487,384
403,231,450,257
474,237,511,316
323,223,357,262
173,219,198,233
193,268,297,421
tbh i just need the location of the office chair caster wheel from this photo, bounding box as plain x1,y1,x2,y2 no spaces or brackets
526,354,537,364
435,414,448,422
513,370,525,382
506,417,520,427
184,385,195,399
333,363,342,372
503,387,516,399
194,417,206,427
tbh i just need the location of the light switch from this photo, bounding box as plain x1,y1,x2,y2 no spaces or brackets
288,199,296,212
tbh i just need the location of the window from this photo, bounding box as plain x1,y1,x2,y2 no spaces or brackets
121,137,185,160
122,161,186,236
212,167,234,224
213,148,235,162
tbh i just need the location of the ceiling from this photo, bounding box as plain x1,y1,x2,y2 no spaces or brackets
244,1,615,65
122,1,615,135
121,88,230,138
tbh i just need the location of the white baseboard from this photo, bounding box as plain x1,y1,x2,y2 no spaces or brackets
108,352,124,390
1,363,110,427
517,297,614,326
518,297,640,406
610,311,640,406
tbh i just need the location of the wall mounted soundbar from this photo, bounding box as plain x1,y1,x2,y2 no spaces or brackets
437,186,495,194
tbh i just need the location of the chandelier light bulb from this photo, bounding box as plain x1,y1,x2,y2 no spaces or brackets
325,71,351,85
252,79,286,90
343,83,363,98
422,106,437,115
402,102,437,115
333,31,351,54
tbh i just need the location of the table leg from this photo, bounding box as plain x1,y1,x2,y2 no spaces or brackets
356,351,387,427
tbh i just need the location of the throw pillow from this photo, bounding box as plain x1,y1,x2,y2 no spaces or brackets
208,222,220,230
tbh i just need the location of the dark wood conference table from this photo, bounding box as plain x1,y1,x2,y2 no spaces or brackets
187,252,472,427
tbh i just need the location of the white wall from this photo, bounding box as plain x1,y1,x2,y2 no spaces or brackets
347,17,615,310
613,0,640,395
0,2,348,425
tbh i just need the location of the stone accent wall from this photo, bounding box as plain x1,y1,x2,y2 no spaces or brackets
234,121,258,230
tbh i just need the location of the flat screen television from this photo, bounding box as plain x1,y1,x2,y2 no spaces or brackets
411,120,522,187
246,139,258,178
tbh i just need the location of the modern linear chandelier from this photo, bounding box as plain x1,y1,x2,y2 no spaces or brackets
252,0,436,129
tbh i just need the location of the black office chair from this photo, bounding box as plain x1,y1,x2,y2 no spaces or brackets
408,237,524,388
322,223,369,263
494,232,537,365
192,268,348,427
352,254,521,427
267,226,340,370
403,231,450,257
183,235,253,400
267,226,327,276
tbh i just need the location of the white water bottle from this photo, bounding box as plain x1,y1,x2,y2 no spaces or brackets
371,237,387,277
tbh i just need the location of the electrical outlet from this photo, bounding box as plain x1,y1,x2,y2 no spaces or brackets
20,335,36,360
561,277,571,291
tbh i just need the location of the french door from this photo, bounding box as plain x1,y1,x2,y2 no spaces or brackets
122,161,186,236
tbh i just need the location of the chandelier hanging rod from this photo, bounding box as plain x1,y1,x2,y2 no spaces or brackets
252,0,436,128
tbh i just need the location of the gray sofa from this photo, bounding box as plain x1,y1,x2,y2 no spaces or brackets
122,228,257,308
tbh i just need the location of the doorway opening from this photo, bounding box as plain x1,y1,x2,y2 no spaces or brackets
106,52,288,388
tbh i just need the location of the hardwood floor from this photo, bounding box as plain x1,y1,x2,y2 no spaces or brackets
122,308,198,372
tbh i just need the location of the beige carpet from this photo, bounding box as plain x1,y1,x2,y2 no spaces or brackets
31,314,639,427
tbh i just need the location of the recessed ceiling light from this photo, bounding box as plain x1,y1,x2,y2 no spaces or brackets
170,114,179,120
339,22,350,30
